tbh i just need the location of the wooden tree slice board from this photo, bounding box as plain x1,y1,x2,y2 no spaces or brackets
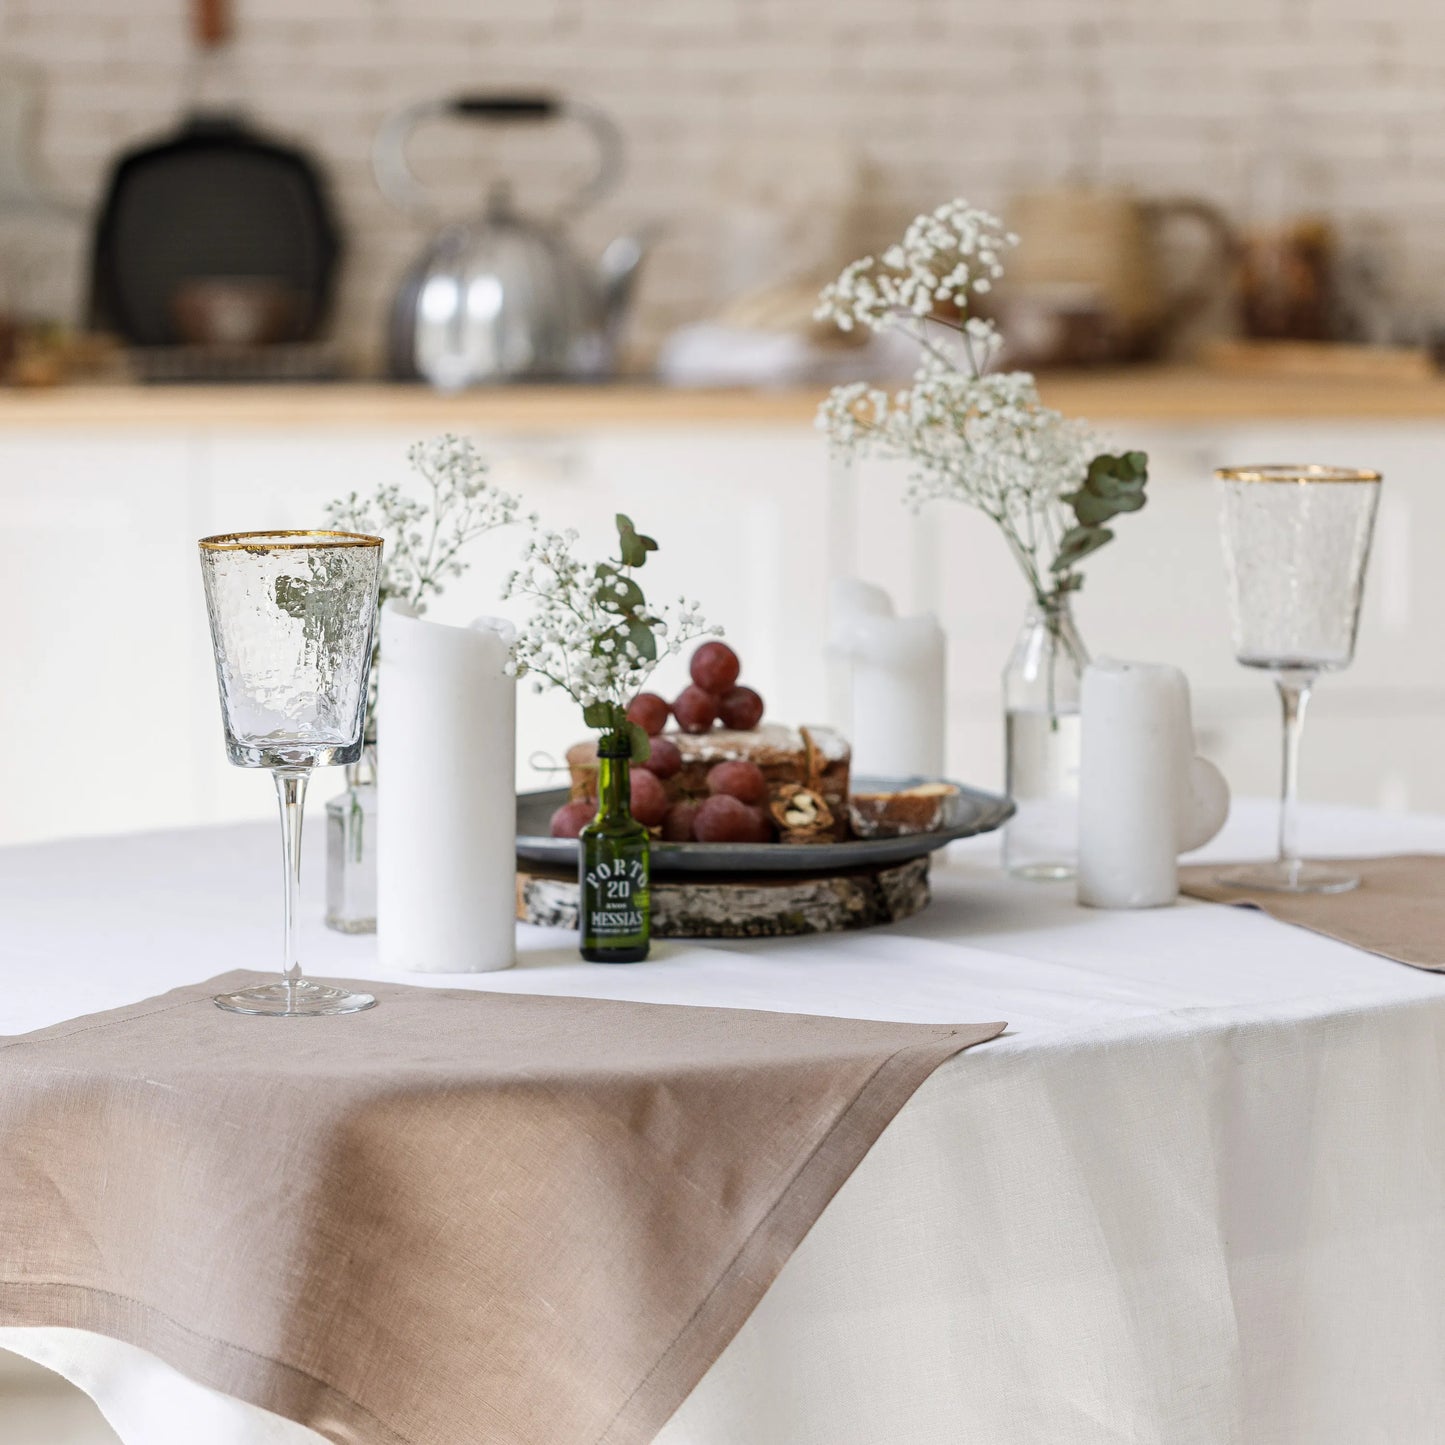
516,855,931,939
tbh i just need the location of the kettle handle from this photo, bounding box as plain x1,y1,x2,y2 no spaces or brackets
373,93,623,218
1140,197,1241,341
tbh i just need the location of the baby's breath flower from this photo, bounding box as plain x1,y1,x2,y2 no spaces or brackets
324,433,521,737
814,200,1018,340
325,433,519,614
503,519,714,725
816,199,1102,606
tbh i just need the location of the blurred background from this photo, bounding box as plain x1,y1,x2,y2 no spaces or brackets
0,0,1441,372
0,0,1443,851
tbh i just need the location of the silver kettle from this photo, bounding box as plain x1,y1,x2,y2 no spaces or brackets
375,94,648,388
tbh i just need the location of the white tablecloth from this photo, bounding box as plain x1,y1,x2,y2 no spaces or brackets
3,801,1444,1444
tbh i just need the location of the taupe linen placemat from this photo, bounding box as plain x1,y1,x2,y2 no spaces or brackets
1181,854,1445,970
0,973,1003,1445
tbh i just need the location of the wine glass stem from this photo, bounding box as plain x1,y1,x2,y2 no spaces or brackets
274,768,311,990
1275,671,1315,883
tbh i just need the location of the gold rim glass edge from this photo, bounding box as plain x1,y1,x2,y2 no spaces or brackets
1214,465,1382,484
198,529,384,551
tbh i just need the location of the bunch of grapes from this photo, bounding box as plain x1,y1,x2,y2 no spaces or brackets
553,753,775,843
549,642,777,843
625,642,765,738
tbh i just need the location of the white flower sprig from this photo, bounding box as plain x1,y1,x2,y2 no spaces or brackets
504,514,717,750
324,433,522,740
816,199,1146,608
814,198,1014,374
325,434,523,614
819,367,1097,603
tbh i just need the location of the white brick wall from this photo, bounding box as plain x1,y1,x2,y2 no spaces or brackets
2,0,1443,370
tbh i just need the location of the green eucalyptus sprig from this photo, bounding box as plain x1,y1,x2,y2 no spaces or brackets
505,513,718,763
583,517,664,757
1051,451,1150,589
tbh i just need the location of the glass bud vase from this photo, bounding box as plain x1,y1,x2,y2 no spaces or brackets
579,732,651,963
325,744,378,933
1002,597,1088,881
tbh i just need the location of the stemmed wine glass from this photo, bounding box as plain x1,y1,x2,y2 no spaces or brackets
199,530,383,1015
1214,465,1381,893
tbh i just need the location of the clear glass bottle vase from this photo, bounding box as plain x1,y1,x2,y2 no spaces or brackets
325,743,378,933
1002,597,1088,881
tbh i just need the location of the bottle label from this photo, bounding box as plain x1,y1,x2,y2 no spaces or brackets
583,856,648,937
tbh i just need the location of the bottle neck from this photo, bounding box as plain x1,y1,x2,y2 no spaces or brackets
1005,591,1088,703
1025,593,1084,654
596,736,632,818
1028,593,1073,626
344,741,377,791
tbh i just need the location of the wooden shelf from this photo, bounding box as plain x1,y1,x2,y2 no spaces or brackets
0,367,1442,430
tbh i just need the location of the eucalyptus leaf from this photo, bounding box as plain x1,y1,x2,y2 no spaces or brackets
598,571,645,614
583,700,618,730
626,617,659,662
615,514,658,570
1082,456,1146,500
627,720,652,763
616,513,657,552
1069,492,1118,526
1087,473,1137,501
1052,525,1114,571
1054,452,1148,581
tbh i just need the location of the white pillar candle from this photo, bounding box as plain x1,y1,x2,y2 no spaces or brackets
829,579,946,779
1078,658,1229,909
377,600,517,972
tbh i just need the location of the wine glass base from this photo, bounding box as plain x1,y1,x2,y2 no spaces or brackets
214,979,378,1017
1214,861,1360,895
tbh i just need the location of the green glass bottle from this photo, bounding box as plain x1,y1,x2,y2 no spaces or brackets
579,732,651,963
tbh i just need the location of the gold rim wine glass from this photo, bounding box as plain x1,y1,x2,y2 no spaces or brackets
199,530,384,1015
1214,465,1381,894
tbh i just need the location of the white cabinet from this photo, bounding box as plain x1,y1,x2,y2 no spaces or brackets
0,423,831,843
0,412,1439,846
0,432,198,844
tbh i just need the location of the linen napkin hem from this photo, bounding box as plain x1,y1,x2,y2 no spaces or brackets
0,1278,407,1445
0,973,1005,1445
1181,853,1445,970
599,1024,1004,1443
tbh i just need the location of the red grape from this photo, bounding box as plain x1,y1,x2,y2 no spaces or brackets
549,799,594,838
707,759,767,804
626,692,670,736
694,793,771,843
660,800,701,842
672,684,718,734
690,641,741,694
717,685,764,731
638,735,682,780
629,768,670,827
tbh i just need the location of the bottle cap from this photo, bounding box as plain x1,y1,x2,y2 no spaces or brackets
597,732,631,758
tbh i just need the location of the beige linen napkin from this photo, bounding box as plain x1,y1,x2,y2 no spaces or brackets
1181,854,1445,970
0,973,1003,1445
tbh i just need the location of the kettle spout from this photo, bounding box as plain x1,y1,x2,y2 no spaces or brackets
597,224,657,345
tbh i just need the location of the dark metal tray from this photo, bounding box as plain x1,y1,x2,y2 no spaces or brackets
516,776,1014,877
